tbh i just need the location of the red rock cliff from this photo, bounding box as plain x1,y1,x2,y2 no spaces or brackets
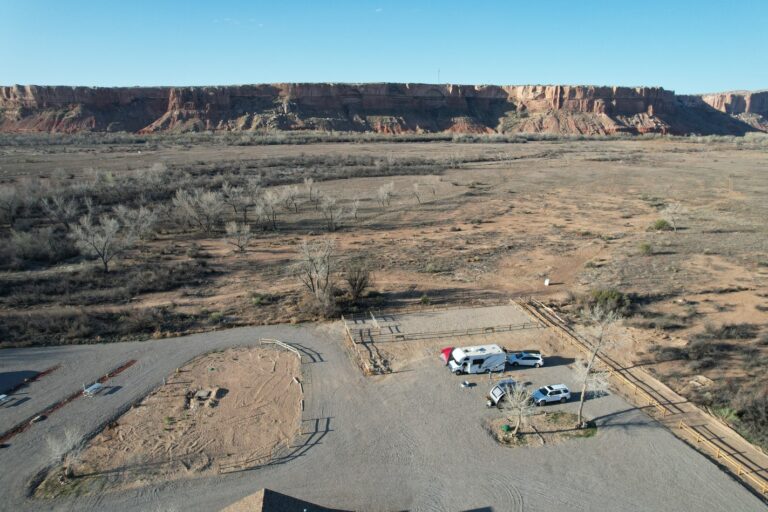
698,90,768,115
0,83,760,135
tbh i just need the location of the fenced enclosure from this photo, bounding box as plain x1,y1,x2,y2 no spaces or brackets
342,304,542,344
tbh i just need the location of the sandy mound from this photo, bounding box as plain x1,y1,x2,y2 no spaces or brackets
37,346,302,496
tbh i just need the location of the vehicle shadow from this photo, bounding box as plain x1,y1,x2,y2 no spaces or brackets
6,396,31,408
543,356,575,367
0,371,39,394
105,385,122,396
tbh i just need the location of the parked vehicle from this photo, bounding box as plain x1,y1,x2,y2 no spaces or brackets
441,344,507,375
486,379,518,407
531,384,571,406
83,382,104,397
507,351,544,368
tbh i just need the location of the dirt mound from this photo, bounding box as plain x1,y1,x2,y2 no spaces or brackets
35,346,302,497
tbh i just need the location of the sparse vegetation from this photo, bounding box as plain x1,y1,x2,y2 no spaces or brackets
505,386,535,436
578,289,631,316
344,257,374,302
294,238,337,317
224,221,253,253
649,219,674,231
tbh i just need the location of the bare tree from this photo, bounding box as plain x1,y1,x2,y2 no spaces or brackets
225,221,253,253
115,205,157,240
46,428,83,478
71,213,137,273
0,185,21,226
294,238,336,315
349,197,361,221
574,358,609,421
303,177,315,203
246,176,263,200
412,183,422,204
662,202,684,232
221,181,253,224
319,194,344,232
41,194,79,230
377,182,395,208
281,185,300,213
172,188,224,234
135,162,169,197
505,385,535,437
344,257,373,301
260,189,281,230
576,306,618,427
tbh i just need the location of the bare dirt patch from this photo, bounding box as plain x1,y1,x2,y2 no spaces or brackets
487,411,597,447
35,346,301,497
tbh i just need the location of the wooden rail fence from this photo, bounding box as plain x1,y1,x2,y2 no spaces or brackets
342,314,541,344
678,420,768,495
515,298,768,497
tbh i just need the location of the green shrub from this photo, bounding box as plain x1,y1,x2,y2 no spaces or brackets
649,219,673,231
250,293,273,306
694,323,759,341
639,242,653,256
581,288,631,316
420,294,431,305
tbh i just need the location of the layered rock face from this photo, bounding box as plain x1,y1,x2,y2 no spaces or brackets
698,90,768,115
695,90,768,131
0,83,762,135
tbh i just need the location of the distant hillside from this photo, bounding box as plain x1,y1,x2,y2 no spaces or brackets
1,83,765,136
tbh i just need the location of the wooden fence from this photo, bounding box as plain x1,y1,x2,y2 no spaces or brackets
678,420,768,495
516,298,768,496
342,314,541,344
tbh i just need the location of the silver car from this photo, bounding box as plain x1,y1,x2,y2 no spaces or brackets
507,352,544,368
532,384,571,406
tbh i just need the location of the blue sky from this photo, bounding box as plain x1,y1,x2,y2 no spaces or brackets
1,0,766,94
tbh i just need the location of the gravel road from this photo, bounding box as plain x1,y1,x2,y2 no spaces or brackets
0,311,765,512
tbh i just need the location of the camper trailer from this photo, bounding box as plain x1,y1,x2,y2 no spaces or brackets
441,344,507,375
486,379,518,407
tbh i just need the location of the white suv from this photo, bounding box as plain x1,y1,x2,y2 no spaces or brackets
532,384,571,406
507,352,544,368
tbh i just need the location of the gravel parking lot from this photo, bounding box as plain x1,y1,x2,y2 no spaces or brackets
0,308,765,511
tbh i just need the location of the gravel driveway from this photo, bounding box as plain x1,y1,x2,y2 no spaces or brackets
0,311,765,512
